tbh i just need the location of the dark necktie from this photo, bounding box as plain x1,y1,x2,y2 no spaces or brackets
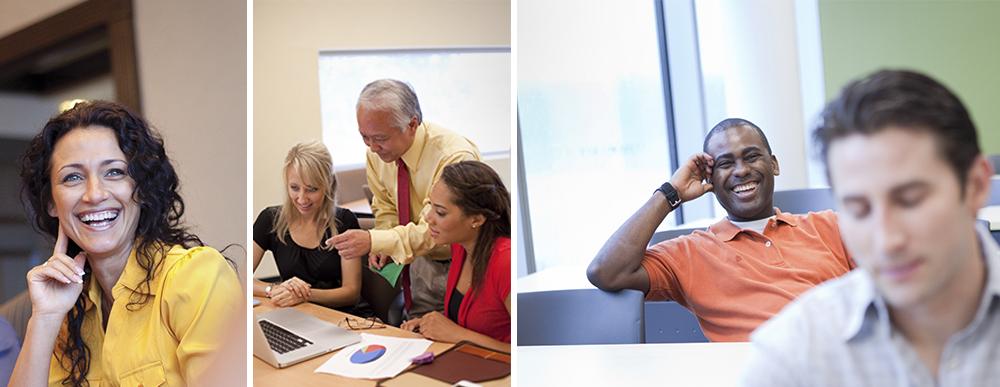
396,159,413,312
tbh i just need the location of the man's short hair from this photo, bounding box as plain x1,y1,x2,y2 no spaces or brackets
356,79,423,130
703,118,772,154
814,69,981,186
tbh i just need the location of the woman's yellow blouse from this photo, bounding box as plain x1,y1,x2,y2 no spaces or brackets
47,245,242,386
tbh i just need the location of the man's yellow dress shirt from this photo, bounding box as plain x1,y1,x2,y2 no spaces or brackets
47,245,242,386
366,122,480,264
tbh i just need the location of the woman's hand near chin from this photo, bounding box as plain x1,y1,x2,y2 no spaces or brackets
10,227,88,387
26,226,87,320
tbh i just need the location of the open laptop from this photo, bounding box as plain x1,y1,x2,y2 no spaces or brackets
253,308,361,368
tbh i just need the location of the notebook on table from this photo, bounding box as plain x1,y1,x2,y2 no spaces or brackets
377,341,510,386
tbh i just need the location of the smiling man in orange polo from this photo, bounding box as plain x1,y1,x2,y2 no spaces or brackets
587,118,855,341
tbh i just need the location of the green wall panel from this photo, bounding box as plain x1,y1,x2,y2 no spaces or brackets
820,0,1000,154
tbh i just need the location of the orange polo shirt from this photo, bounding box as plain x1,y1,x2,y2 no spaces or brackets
640,208,854,342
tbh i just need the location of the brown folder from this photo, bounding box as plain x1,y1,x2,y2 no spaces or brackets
378,341,510,386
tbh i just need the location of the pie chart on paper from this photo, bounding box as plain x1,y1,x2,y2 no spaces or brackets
350,344,387,364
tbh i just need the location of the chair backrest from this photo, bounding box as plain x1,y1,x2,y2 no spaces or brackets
0,291,30,343
0,316,18,386
360,267,402,326
517,289,644,345
645,228,711,342
989,155,1000,175
649,227,704,246
335,167,368,204
772,187,835,214
989,178,1000,206
977,219,1000,246
644,301,709,343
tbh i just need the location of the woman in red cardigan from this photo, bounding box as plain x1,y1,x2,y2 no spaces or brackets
401,161,511,352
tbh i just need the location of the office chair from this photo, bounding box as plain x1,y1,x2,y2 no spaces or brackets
989,178,1000,206
0,292,30,343
0,316,18,386
360,265,403,326
977,219,1000,246
645,227,710,343
644,301,709,343
983,179,999,245
649,227,707,246
772,187,835,214
989,155,1000,175
517,289,644,345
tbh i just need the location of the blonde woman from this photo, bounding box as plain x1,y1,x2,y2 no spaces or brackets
252,141,362,309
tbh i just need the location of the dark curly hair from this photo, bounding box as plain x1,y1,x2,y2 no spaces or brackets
19,100,204,386
439,161,511,294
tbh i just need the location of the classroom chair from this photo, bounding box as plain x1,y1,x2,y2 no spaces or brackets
650,227,706,246
0,292,30,343
360,265,404,326
646,227,710,343
989,178,1000,206
517,288,644,345
988,155,1000,175
772,187,836,214
0,315,20,386
644,301,709,343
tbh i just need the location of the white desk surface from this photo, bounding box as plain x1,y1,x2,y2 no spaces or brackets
516,265,594,293
979,205,1000,231
517,342,751,387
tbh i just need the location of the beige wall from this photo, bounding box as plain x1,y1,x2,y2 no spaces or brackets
253,0,511,213
133,0,248,279
0,0,84,37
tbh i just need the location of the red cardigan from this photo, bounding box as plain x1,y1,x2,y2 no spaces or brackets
444,237,511,343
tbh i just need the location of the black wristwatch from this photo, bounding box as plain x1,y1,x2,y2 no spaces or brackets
656,182,683,209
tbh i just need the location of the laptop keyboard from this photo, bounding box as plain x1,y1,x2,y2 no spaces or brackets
260,320,313,354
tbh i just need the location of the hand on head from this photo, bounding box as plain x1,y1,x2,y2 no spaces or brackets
669,152,715,202
26,226,87,319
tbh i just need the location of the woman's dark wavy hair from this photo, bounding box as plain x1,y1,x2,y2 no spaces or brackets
439,161,511,294
19,100,204,386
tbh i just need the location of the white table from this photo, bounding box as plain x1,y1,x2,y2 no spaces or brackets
516,265,594,293
517,342,752,386
979,205,1000,231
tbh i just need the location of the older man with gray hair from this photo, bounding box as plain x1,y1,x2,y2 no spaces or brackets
329,79,480,318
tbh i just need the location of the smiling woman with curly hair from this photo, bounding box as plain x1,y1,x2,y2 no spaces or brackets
8,100,242,387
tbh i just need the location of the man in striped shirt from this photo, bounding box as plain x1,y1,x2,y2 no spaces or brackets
742,69,999,386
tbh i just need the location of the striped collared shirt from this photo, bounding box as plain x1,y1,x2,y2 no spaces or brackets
741,225,1000,387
